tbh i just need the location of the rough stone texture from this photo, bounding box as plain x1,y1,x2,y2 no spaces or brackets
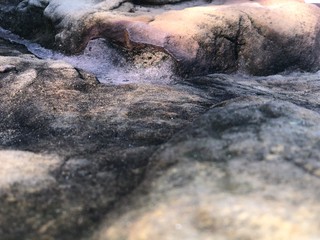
0,38,211,240
0,0,55,47
1,2,320,240
137,0,187,4
0,150,62,192
1,0,320,75
4,50,320,239
181,72,320,112
96,96,320,240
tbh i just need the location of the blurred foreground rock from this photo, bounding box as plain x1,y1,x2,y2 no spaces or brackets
1,36,320,239
98,96,320,240
0,38,211,239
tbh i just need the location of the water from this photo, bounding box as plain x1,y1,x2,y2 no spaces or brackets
0,27,177,85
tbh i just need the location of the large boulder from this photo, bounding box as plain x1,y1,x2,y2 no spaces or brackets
96,96,320,240
1,0,320,75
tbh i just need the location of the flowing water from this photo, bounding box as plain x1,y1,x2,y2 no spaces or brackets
0,27,177,85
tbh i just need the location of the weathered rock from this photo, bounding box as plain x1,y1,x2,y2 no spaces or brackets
0,39,212,240
0,150,62,192
2,3,320,240
182,72,320,112
0,0,55,47
96,96,320,240
1,0,320,75
136,0,187,4
0,38,30,56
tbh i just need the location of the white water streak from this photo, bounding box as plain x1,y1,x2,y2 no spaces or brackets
0,27,176,84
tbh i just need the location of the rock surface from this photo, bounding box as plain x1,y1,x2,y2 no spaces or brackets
1,1,320,240
0,38,211,240
1,0,320,75
95,90,320,240
0,150,62,192
137,0,187,4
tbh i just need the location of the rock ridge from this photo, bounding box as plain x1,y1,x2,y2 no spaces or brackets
1,0,320,75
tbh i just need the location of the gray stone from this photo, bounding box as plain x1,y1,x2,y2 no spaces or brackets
97,96,320,240
137,0,187,4
1,2,320,240
0,38,211,240
0,64,16,73
0,150,62,192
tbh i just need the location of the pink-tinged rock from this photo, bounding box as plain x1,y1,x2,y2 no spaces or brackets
1,0,320,75
50,0,320,75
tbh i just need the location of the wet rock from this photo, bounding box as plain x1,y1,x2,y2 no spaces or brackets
1,0,320,75
97,96,320,240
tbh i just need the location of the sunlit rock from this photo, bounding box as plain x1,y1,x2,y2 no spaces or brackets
1,0,320,75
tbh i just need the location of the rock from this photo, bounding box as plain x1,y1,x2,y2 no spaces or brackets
181,72,320,112
0,38,212,240
136,0,187,4
96,96,320,240
0,38,30,56
0,64,16,73
1,0,320,75
0,150,62,192
2,2,320,240
0,0,55,47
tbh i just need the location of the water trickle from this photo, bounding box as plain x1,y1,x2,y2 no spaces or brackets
0,27,177,85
